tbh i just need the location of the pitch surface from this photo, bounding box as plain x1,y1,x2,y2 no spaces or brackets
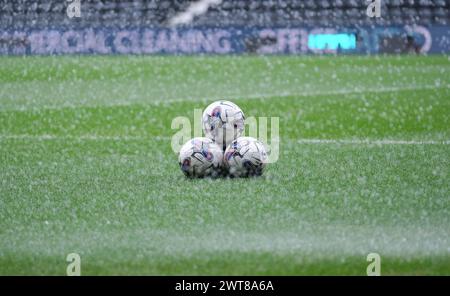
0,55,449,274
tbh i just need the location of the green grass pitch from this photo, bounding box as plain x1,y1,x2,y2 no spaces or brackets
0,55,449,275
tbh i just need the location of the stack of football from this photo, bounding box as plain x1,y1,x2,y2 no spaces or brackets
179,101,268,178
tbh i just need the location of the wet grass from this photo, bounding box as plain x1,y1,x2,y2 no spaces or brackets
0,55,449,275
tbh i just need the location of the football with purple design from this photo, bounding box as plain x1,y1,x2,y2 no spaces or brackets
202,100,245,149
224,137,268,177
178,137,223,178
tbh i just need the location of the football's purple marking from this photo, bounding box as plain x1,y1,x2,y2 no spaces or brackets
202,149,213,161
225,149,236,161
181,158,190,172
211,106,221,118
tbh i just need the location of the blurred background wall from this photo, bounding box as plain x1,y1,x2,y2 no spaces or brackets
1,0,449,55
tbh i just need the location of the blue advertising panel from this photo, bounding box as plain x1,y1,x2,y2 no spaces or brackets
0,26,449,55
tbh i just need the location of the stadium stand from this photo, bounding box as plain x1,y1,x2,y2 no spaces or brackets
194,0,450,26
0,0,449,29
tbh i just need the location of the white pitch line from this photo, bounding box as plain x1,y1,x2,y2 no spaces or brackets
0,134,169,141
101,83,450,107
0,83,448,112
296,139,450,145
225,83,450,102
0,134,448,145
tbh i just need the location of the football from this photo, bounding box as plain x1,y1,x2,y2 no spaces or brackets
202,100,245,149
178,137,224,178
224,137,268,177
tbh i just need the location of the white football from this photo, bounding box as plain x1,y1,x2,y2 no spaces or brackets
224,137,268,177
202,100,245,149
178,137,223,178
